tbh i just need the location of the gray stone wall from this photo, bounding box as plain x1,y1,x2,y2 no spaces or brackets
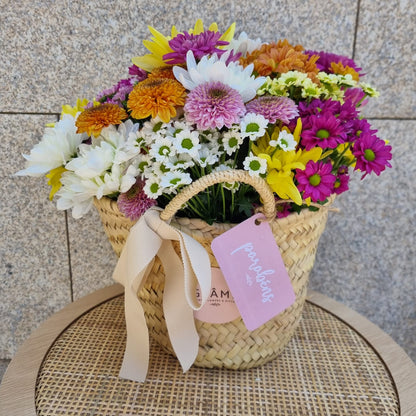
1,0,415,379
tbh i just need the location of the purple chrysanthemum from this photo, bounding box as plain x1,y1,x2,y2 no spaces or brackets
128,64,148,80
163,30,229,65
184,81,246,130
300,114,347,150
245,96,299,124
117,178,157,220
97,78,141,107
296,160,336,202
352,133,392,178
304,50,363,74
333,166,350,195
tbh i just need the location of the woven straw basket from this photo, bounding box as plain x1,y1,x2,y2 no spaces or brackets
94,169,333,370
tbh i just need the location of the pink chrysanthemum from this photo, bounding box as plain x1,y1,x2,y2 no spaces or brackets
296,160,336,202
184,81,246,130
352,133,392,178
301,114,347,150
163,30,228,65
245,96,298,124
117,178,157,220
333,166,350,195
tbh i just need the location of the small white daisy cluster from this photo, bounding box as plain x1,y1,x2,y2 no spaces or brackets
126,113,271,200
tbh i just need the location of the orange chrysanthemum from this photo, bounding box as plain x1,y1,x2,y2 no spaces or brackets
240,39,320,83
75,103,128,137
330,62,360,81
147,66,177,80
127,78,186,122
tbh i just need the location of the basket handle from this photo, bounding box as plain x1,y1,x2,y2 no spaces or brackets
160,169,276,222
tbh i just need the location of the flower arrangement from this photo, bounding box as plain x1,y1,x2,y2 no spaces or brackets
17,20,392,224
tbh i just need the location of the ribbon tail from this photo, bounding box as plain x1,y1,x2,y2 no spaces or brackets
119,287,149,382
159,240,199,373
112,208,163,382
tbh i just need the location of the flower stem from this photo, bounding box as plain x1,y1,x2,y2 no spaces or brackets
220,185,226,222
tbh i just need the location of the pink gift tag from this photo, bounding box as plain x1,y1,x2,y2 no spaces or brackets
194,267,241,324
211,213,295,331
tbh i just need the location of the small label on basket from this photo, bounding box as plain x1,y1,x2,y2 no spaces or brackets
211,213,295,331
194,267,241,324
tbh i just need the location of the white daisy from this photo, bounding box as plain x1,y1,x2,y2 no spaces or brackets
140,117,172,137
243,154,267,177
194,144,220,168
173,50,266,102
149,137,176,162
164,154,194,170
16,114,84,177
143,161,171,180
240,113,268,140
269,130,297,152
135,153,153,174
160,171,192,190
172,129,201,157
143,175,163,199
222,130,243,155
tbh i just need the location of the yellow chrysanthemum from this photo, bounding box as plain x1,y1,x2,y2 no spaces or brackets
75,103,128,137
127,78,186,123
132,19,235,72
45,166,67,200
147,66,177,80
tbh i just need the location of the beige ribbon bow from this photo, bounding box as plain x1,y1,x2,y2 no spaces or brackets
112,207,212,382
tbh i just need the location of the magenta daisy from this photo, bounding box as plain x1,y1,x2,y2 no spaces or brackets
275,200,292,218
301,114,347,150
352,133,392,178
163,30,229,65
296,160,336,202
245,96,298,124
333,166,350,195
184,81,245,130
117,178,157,220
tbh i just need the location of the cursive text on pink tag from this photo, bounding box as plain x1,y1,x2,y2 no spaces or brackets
211,213,295,331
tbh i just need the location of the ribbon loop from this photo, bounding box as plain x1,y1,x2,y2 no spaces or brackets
112,207,212,382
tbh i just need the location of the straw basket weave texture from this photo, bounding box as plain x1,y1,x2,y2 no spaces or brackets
94,170,333,370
